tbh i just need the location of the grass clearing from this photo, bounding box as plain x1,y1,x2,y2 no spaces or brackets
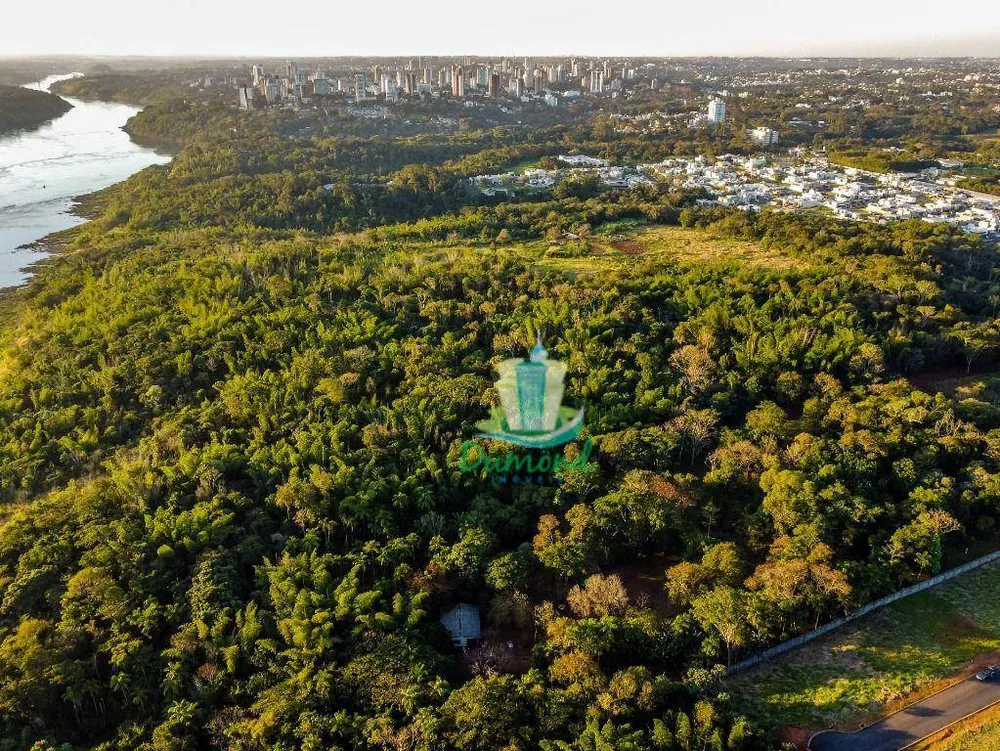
728,562,1000,732
538,224,806,275
500,157,543,173
603,225,805,269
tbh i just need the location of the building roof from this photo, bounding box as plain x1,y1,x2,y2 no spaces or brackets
441,603,481,646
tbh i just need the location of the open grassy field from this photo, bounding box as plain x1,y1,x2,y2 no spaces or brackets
728,562,1000,733
537,223,804,275
602,224,804,269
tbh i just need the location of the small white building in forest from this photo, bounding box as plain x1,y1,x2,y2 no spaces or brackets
441,603,481,647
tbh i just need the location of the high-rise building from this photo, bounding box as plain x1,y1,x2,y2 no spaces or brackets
355,73,366,103
589,70,604,94
451,66,464,97
487,73,502,99
707,98,726,124
263,78,281,104
238,86,255,110
404,73,416,96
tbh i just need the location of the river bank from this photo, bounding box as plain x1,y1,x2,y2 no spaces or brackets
0,73,172,289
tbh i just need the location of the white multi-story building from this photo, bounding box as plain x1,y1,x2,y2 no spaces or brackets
707,98,726,124
750,127,779,145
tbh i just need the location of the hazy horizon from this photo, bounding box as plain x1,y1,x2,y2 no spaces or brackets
3,47,1000,61
6,0,1000,59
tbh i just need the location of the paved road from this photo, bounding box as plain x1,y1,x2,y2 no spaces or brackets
809,678,1000,751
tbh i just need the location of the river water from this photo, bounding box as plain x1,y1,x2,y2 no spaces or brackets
0,74,171,288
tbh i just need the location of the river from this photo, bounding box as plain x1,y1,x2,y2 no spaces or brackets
0,74,171,288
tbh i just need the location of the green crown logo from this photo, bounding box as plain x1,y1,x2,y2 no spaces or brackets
475,334,585,449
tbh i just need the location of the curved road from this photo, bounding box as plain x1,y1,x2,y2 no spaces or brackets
809,678,1000,751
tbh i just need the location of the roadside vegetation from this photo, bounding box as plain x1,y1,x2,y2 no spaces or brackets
913,703,1000,750
730,562,1000,731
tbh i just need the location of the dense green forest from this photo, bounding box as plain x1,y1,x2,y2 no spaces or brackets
2,71,1000,751
52,74,193,105
0,85,71,133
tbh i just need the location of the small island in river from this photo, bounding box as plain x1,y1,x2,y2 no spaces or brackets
0,84,72,133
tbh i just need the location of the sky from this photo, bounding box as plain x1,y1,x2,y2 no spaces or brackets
5,0,1000,58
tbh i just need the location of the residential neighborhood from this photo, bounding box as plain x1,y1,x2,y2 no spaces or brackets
471,152,1000,239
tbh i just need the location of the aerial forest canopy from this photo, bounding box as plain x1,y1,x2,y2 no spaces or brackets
1,69,1000,751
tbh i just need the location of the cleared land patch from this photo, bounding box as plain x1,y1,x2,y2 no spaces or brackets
603,225,804,269
729,562,1000,734
538,224,804,275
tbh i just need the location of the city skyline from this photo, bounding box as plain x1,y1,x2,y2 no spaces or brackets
5,0,1000,58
